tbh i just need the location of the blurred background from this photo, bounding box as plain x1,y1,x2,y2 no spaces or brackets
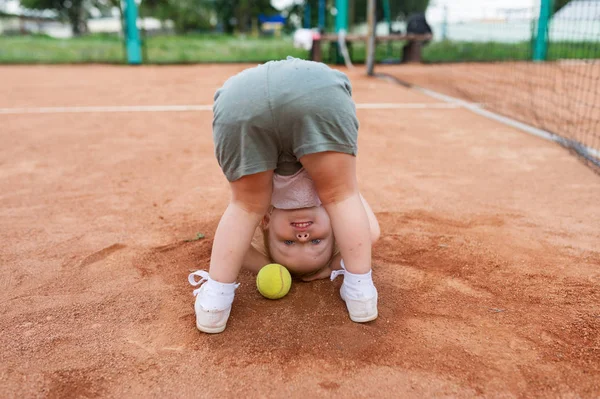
1,0,598,64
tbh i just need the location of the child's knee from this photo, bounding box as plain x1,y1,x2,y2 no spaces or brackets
317,179,357,204
300,152,358,205
232,194,271,214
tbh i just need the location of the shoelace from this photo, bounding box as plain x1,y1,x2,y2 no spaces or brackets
330,259,347,281
188,270,210,296
188,270,240,296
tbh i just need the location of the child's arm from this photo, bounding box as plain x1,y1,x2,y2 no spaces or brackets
302,193,380,282
242,245,270,274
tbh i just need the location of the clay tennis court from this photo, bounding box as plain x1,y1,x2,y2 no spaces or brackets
379,62,600,153
1,65,599,398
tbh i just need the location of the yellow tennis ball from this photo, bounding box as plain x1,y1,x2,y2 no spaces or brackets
256,263,292,299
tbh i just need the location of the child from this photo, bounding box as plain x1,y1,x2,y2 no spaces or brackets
188,57,378,333
242,174,381,282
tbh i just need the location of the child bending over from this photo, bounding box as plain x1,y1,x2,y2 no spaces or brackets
188,57,378,333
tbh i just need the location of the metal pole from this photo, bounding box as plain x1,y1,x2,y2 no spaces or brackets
318,0,326,31
304,2,311,29
442,5,448,41
335,0,348,32
383,0,392,56
533,0,553,61
383,0,391,31
124,0,142,64
366,0,376,75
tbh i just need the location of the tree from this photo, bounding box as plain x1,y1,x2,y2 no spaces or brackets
142,0,215,33
296,0,430,28
350,0,430,24
21,0,89,36
391,0,430,19
554,0,571,13
214,0,276,33
213,0,236,33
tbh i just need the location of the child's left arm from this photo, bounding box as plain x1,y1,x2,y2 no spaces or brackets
302,193,380,282
242,245,271,274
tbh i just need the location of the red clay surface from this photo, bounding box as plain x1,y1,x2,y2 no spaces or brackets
379,62,600,157
1,65,599,398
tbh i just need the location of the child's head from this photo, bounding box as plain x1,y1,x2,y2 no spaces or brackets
261,206,336,276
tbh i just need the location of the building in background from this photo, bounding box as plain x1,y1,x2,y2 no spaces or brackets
0,0,172,38
259,14,286,36
0,0,69,37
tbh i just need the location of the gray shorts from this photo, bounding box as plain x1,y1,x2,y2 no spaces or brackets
212,57,359,182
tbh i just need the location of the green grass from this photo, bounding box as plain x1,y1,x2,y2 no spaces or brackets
0,34,307,64
1,34,599,64
547,41,600,61
422,41,532,63
421,40,600,63
145,34,306,63
0,34,125,63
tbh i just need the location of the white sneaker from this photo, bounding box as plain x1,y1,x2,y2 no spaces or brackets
331,261,378,323
340,282,378,323
188,271,238,334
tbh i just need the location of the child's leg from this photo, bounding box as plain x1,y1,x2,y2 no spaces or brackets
299,151,371,275
209,171,273,283
301,151,377,323
189,171,272,333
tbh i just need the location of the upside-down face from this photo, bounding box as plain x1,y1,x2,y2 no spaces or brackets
264,206,335,276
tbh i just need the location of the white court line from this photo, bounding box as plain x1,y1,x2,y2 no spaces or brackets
0,104,214,114
356,103,473,109
412,86,600,162
0,102,470,115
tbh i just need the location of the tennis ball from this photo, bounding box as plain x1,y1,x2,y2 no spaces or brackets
256,263,292,299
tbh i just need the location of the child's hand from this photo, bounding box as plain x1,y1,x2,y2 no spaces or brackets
300,265,334,282
300,254,343,282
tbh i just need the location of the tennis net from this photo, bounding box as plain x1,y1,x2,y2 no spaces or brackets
381,0,600,170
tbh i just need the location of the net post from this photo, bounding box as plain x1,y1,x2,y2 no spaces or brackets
335,0,348,32
441,5,448,40
366,0,376,76
533,0,553,61
333,0,349,64
124,0,142,65
383,0,392,56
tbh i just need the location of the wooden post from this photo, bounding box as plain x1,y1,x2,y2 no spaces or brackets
402,41,423,63
366,0,376,75
311,38,323,62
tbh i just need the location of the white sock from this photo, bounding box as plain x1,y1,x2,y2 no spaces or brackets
189,271,239,311
332,260,377,299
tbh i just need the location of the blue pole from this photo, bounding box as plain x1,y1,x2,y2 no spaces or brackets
335,0,348,33
318,0,325,31
533,0,553,61
124,0,142,64
304,2,311,29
